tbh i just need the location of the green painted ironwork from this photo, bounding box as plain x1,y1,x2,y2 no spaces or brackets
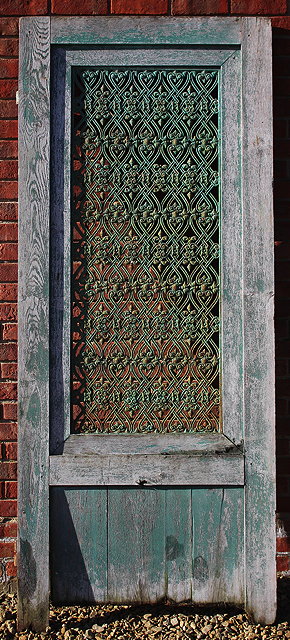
71,67,220,433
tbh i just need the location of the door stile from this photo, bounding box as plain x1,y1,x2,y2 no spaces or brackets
18,16,51,631
242,18,276,625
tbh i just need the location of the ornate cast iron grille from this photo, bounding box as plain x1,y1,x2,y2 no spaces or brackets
71,67,220,434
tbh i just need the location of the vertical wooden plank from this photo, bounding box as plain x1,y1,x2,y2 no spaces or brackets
165,489,192,602
192,488,244,605
50,47,67,454
18,17,50,631
108,488,165,603
50,488,108,603
221,51,244,444
242,18,276,625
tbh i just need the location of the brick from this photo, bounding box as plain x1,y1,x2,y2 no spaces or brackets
274,139,290,157
0,39,18,57
52,0,108,13
274,119,288,139
0,223,17,241
275,180,290,199
0,541,14,558
276,357,288,376
0,161,17,180
0,285,17,302
6,560,16,577
0,120,17,139
0,462,16,480
2,325,17,340
0,140,18,159
2,403,17,420
0,423,17,440
0,18,19,36
0,343,17,360
0,520,17,537
277,378,290,396
0,304,17,321
0,243,18,261
0,182,18,200
3,441,17,459
172,0,228,14
276,261,290,280
274,76,290,97
0,264,17,281
0,203,17,221
277,473,290,491
0,1,48,15
0,499,16,517
272,17,290,28
277,536,290,552
231,0,287,14
277,553,290,573
4,481,17,498
0,79,17,99
0,480,5,498
111,0,168,14
0,59,18,79
276,281,290,300
0,102,18,119
1,363,18,380
0,383,17,401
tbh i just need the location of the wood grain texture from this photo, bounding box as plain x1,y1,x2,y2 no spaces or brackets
192,488,244,605
18,16,50,632
51,16,243,46
108,488,166,602
60,432,242,455
49,487,244,605
50,46,66,454
241,18,276,625
49,451,244,486
66,47,237,68
165,489,192,602
220,51,244,445
50,488,107,603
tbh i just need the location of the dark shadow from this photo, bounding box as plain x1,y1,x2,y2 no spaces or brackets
273,29,290,533
49,47,66,454
50,488,96,604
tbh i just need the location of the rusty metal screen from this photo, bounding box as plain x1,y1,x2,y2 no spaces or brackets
71,67,220,434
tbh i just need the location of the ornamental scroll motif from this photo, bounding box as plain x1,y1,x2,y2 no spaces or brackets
71,67,220,433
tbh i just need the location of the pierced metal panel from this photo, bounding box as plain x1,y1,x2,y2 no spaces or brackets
72,67,220,434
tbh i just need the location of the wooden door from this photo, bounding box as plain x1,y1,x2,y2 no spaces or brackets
18,17,276,631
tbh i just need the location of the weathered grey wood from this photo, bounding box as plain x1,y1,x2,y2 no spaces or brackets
165,489,192,602
107,489,166,602
241,18,276,625
60,432,242,455
18,16,50,631
50,488,107,603
66,47,237,68
220,51,244,445
192,488,244,605
51,16,243,46
49,450,244,486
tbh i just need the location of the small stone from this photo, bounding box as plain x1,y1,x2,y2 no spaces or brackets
170,616,179,626
92,624,104,632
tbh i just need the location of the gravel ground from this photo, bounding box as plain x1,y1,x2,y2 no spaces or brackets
1,578,290,640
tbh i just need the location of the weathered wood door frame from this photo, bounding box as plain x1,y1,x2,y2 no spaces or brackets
18,16,275,630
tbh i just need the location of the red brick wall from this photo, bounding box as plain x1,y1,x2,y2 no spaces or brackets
0,0,290,586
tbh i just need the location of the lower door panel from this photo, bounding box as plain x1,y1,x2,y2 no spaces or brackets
50,487,244,606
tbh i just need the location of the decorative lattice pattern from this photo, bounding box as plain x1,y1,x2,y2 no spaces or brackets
72,67,220,433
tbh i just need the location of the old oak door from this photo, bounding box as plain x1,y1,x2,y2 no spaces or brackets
18,17,275,631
